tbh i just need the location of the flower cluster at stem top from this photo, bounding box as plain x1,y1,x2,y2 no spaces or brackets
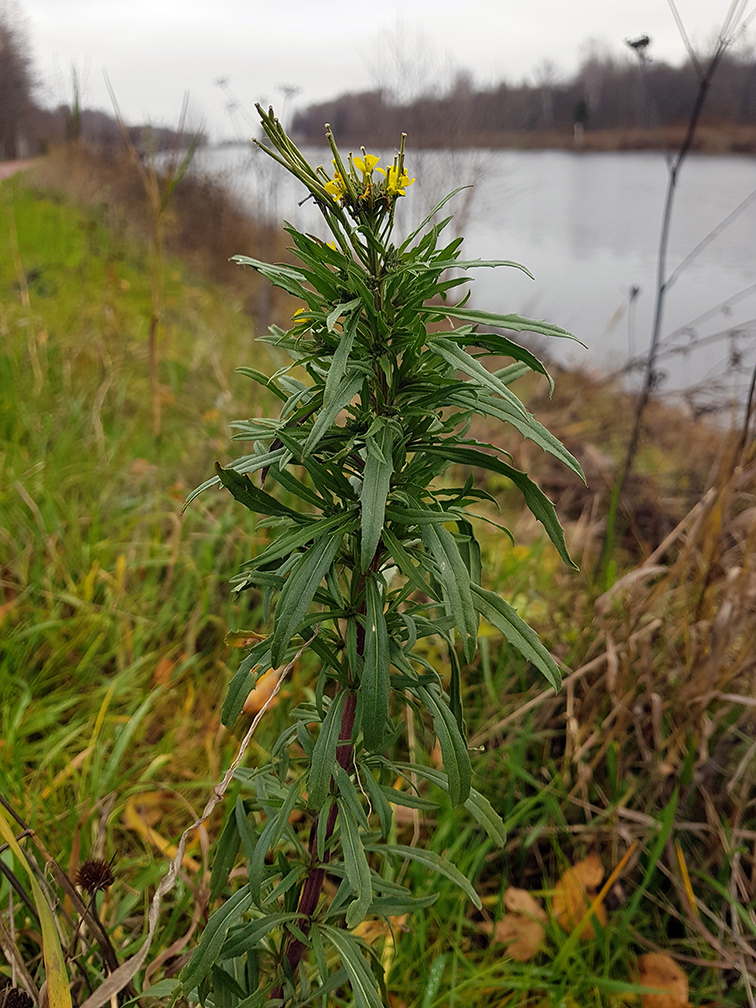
322,149,414,210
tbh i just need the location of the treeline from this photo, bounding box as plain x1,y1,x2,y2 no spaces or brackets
0,8,201,160
292,49,756,148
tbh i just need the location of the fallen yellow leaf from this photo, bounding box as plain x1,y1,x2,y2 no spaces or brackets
552,852,607,939
481,887,547,962
123,794,200,871
243,668,281,714
637,952,689,1008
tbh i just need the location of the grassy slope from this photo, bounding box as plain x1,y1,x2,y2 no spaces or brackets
1,162,753,1007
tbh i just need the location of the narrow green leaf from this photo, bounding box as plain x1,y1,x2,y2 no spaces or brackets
394,762,507,846
370,892,439,916
339,803,373,927
420,523,478,662
429,337,530,416
440,304,578,342
359,766,393,837
334,764,370,830
308,690,348,810
271,532,344,665
235,367,288,401
323,311,360,406
215,464,309,520
304,369,365,454
413,684,471,806
181,885,254,991
183,447,286,509
326,298,361,333
470,584,562,691
221,913,298,960
382,528,430,597
319,927,384,1008
365,844,481,909
360,422,394,570
210,807,242,900
221,641,272,727
250,510,353,570
451,390,585,481
232,255,312,299
362,577,390,751
423,445,576,568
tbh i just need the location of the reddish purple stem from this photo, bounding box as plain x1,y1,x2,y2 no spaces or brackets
270,688,357,1002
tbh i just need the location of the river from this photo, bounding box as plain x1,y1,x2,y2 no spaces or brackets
196,144,756,410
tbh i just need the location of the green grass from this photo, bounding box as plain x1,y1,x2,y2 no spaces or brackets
1,162,753,1008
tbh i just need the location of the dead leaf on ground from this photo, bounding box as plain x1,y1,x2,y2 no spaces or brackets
481,887,547,962
123,793,200,871
552,852,607,939
504,887,548,920
637,952,689,1008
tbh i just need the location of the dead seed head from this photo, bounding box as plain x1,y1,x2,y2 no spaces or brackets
76,858,115,894
0,985,34,1008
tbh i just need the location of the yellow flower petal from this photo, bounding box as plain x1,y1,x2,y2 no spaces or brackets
354,153,380,175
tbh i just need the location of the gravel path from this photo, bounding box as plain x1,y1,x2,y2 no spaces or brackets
0,159,39,180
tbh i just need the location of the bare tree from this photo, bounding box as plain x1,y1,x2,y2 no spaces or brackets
0,2,34,159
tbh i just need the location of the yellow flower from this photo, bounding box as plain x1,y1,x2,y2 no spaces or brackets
377,164,415,196
353,153,380,176
324,170,348,200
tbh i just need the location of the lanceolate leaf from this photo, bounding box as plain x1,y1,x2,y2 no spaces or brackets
215,464,310,520
420,523,478,662
429,338,530,416
413,684,471,806
394,762,507,846
304,369,365,454
360,421,394,570
339,803,373,927
422,444,576,568
471,584,562,691
362,577,391,751
439,305,578,342
365,844,482,909
319,926,385,1008
181,885,254,991
323,310,361,406
232,255,313,300
271,532,344,665
309,690,348,810
448,390,585,481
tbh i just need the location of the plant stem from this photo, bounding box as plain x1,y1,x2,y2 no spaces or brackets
271,689,357,1001
598,44,724,583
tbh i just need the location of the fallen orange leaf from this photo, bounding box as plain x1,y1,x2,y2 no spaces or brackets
637,952,689,1008
552,852,607,939
481,887,547,962
243,668,281,715
504,887,548,921
153,656,176,685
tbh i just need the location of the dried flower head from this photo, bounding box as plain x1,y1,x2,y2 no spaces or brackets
0,983,34,1008
76,858,115,895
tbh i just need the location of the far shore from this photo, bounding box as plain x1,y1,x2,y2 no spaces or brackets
286,123,756,156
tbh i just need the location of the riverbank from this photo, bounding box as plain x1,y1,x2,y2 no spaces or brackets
468,122,756,154
2,153,754,1006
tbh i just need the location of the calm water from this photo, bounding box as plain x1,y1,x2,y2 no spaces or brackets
197,145,756,406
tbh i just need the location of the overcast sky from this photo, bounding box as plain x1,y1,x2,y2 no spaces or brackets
15,0,754,141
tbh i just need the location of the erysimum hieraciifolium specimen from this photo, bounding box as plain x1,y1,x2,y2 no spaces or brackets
181,106,583,1007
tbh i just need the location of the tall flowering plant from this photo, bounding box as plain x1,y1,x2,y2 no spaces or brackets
180,106,582,1007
